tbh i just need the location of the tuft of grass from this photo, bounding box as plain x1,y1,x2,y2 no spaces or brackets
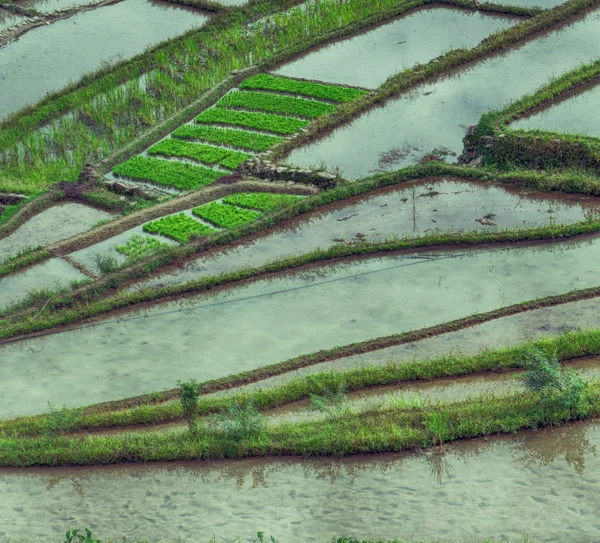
147,139,251,170
171,124,283,152
240,73,368,103
143,213,216,243
192,201,262,228
92,252,120,275
113,156,226,191
195,108,309,135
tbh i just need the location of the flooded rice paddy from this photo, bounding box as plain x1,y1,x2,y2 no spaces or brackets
0,8,25,31
273,6,516,89
138,177,600,289
285,7,600,178
0,0,209,119
4,237,600,416
0,203,112,260
1,421,600,542
15,0,106,13
0,257,85,310
510,81,600,136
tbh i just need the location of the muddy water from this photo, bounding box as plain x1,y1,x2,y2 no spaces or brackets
0,257,86,309
273,7,516,89
15,0,104,12
1,421,599,541
0,0,209,119
0,8,25,30
285,8,600,178
137,177,599,289
511,82,600,136
5,237,600,416
0,203,113,260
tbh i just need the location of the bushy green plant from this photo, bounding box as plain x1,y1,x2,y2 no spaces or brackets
45,402,82,435
427,411,450,449
177,378,201,430
214,400,264,440
92,251,120,275
65,528,100,543
309,381,351,419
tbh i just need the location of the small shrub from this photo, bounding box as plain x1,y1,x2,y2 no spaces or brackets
92,251,120,275
45,402,82,435
65,528,100,543
177,379,201,430
215,400,264,440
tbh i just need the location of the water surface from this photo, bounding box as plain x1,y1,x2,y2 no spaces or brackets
0,8,24,30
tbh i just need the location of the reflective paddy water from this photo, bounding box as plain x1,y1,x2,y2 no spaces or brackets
273,6,516,89
1,421,599,542
285,8,600,178
4,237,600,416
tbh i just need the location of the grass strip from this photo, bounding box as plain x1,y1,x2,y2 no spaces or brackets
217,90,338,118
221,192,304,211
113,156,226,191
240,74,368,103
2,385,599,466
0,247,49,278
4,328,600,437
195,108,309,135
143,213,216,243
171,124,283,152
192,201,262,228
147,139,251,170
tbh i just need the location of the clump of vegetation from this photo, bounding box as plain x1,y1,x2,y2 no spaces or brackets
217,90,337,118
113,156,225,190
309,381,351,419
172,124,284,152
92,251,120,275
240,73,368,103
192,202,262,229
148,139,251,170
521,347,588,415
177,378,201,430
195,108,309,135
45,402,82,435
115,234,170,262
65,528,100,543
222,192,304,212
213,400,264,440
143,213,216,242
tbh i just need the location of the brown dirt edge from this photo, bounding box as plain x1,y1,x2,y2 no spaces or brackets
7,272,600,415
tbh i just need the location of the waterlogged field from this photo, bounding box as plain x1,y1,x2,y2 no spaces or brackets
4,0,600,541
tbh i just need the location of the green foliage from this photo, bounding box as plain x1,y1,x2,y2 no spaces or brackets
521,348,588,414
213,400,264,440
45,402,82,436
384,393,430,409
192,202,262,228
172,124,283,152
92,251,120,275
143,213,216,243
65,528,100,543
195,108,309,135
240,73,368,103
113,156,225,190
82,189,126,211
115,234,170,262
177,378,201,430
147,139,251,170
309,381,351,419
217,90,337,118
427,411,450,448
221,192,303,212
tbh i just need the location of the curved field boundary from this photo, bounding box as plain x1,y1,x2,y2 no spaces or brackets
461,58,600,171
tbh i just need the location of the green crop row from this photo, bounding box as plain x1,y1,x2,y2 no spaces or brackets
115,234,171,260
216,90,337,118
222,192,304,212
192,202,262,228
147,139,251,170
113,156,226,190
143,213,216,243
195,108,309,135
171,124,283,152
240,73,368,103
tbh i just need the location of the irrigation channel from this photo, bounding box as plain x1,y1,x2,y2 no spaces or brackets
0,0,209,119
0,420,599,541
284,6,600,178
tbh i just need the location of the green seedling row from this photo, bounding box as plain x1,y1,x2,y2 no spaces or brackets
147,139,251,170
222,192,304,212
171,124,283,152
113,156,226,190
240,73,368,103
143,213,216,243
216,90,337,118
195,108,309,135
115,234,171,260
192,202,262,229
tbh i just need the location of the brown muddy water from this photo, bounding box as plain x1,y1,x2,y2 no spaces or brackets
1,421,599,541
137,177,600,289
510,81,600,136
0,257,86,310
273,6,516,89
5,237,600,416
0,203,113,260
285,7,600,178
0,0,209,119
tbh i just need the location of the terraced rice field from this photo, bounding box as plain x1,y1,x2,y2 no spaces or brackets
2,0,600,542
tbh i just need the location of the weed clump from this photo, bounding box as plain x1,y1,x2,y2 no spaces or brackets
177,378,201,430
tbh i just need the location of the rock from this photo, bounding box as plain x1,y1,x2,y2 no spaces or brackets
480,135,494,145
316,171,337,180
467,156,484,168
